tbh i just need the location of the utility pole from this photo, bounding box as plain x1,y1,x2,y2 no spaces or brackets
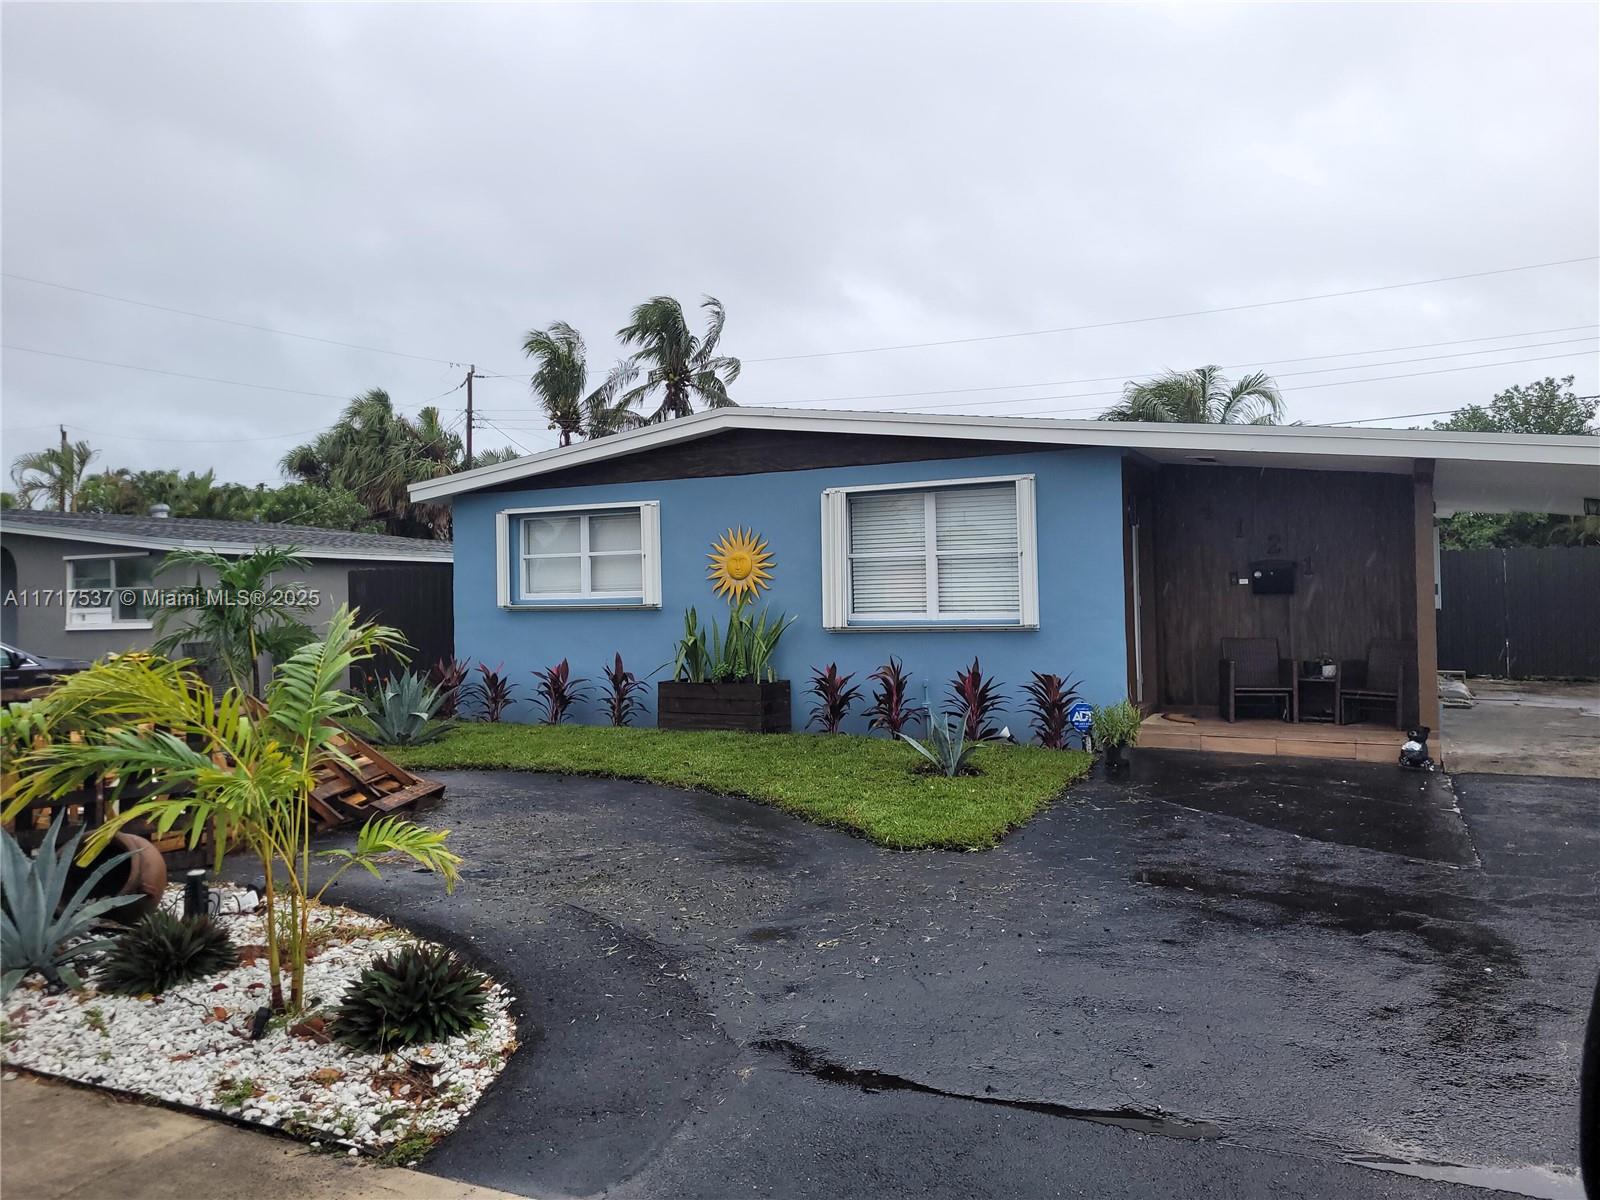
464,365,475,464
58,424,69,512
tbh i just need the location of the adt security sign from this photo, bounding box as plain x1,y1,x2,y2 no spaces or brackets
1067,701,1094,737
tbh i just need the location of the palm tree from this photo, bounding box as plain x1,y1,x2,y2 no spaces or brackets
521,322,641,446
150,546,319,695
609,295,740,424
10,607,460,1014
1100,366,1285,424
281,389,461,538
10,440,97,511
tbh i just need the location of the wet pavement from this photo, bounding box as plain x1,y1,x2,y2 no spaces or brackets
309,750,1598,1199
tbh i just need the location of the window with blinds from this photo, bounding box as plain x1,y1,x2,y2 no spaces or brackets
842,481,1028,622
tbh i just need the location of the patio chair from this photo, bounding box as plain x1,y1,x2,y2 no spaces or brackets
1218,637,1298,723
1339,640,1412,729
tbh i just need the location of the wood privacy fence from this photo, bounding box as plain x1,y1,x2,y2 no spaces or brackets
1437,547,1600,679
346,564,454,688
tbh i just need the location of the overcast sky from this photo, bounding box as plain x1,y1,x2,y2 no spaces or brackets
3,3,1596,488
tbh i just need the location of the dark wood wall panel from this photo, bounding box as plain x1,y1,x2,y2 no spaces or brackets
1151,465,1417,709
478,430,1044,492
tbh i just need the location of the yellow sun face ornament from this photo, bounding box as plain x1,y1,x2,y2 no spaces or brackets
707,527,775,603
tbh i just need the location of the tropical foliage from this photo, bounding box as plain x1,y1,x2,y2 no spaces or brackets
97,910,239,996
599,654,649,727
947,658,1006,741
899,712,980,778
430,658,472,719
1,813,139,997
1090,700,1143,749
9,439,98,511
280,389,512,539
5,608,462,1014
1435,376,1600,548
1022,672,1081,749
359,671,448,745
865,658,921,738
806,663,862,734
464,663,517,722
608,295,741,423
150,545,319,696
532,659,589,724
1101,366,1285,424
522,321,639,446
670,603,794,684
332,943,489,1052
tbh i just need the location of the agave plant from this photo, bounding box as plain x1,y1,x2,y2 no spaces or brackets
1,813,139,997
947,658,1006,741
532,659,589,724
898,712,979,778
333,942,490,1052
1022,672,1082,749
865,658,921,738
359,671,447,745
806,664,862,734
98,910,239,996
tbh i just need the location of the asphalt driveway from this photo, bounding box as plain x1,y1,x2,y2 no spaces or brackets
313,751,1597,1200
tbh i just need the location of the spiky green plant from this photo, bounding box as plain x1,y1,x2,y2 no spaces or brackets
333,943,489,1052
899,712,980,778
98,910,238,996
1,812,138,997
359,671,446,745
6,607,462,1014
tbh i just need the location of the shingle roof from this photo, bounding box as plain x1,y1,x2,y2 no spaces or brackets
0,510,451,562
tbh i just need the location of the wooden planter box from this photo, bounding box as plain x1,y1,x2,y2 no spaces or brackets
657,681,792,733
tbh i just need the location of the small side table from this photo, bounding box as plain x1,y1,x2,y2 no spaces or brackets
1297,674,1341,724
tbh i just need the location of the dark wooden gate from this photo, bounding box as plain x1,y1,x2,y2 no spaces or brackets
1437,547,1600,678
347,564,454,687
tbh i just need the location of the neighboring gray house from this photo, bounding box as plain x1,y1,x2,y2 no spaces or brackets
0,510,452,669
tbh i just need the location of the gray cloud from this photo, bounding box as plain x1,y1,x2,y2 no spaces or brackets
3,2,1596,486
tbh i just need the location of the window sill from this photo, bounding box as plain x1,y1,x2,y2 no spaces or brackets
500,600,658,612
829,621,1037,633
66,620,154,632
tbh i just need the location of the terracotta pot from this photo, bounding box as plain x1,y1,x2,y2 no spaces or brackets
65,831,167,923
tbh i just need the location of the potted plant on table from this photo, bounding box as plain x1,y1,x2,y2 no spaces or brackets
1091,700,1142,775
658,528,797,733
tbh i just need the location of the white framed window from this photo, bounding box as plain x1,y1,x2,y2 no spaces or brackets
495,501,661,608
65,553,156,629
820,475,1038,630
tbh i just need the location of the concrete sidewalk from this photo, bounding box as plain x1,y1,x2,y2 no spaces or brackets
0,1075,524,1200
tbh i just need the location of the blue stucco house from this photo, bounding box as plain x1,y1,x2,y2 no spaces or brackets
411,408,1594,741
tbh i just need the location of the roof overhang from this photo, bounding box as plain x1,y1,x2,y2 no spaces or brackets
0,524,452,563
409,406,1599,517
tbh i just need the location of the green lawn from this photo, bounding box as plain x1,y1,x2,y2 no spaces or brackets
389,724,1092,850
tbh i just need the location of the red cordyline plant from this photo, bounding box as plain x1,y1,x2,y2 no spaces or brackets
533,659,589,724
865,657,920,738
947,657,1006,741
467,663,517,722
430,657,471,719
600,653,649,727
1022,671,1082,749
806,663,863,734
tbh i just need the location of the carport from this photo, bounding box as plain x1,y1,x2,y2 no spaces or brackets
1116,425,1598,766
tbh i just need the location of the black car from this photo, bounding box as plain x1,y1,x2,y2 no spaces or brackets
1,642,91,695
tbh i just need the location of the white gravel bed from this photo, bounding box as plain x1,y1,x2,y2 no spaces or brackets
1,887,517,1161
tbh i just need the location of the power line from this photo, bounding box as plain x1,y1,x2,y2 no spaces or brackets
2,272,462,366
878,337,1598,414
2,344,352,399
743,255,1600,363
718,324,1600,409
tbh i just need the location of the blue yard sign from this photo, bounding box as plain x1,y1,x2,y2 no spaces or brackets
1067,701,1094,737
